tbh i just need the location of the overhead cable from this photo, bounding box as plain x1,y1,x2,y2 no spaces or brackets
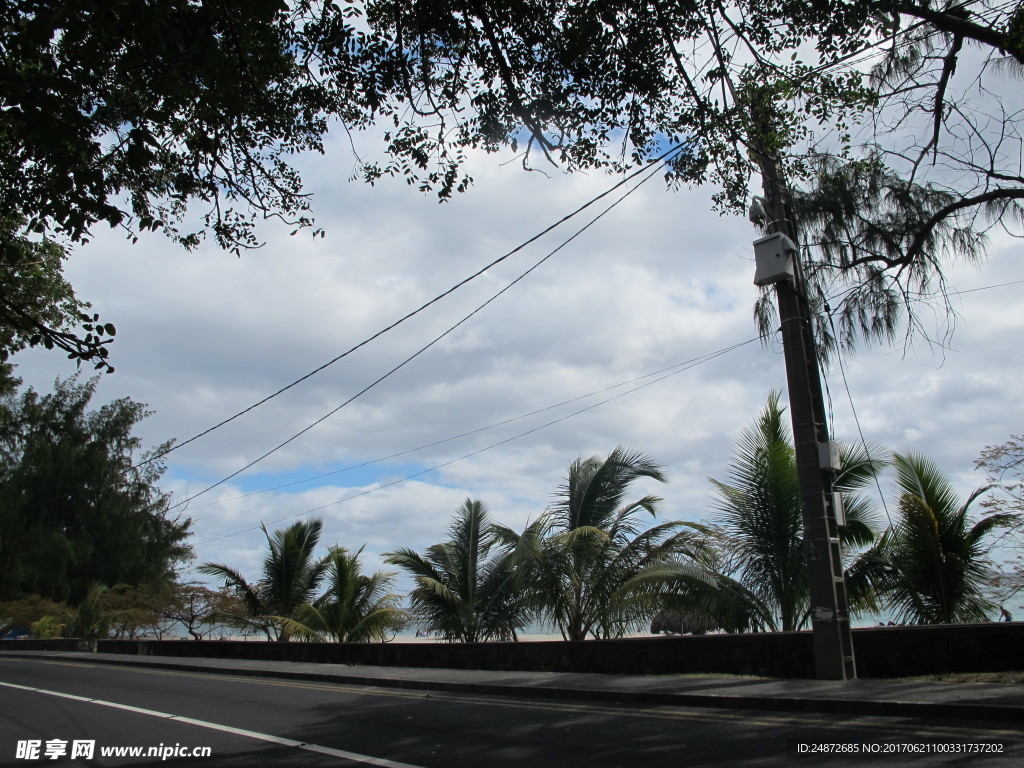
170,149,681,509
188,340,765,509
138,145,685,471
195,336,761,544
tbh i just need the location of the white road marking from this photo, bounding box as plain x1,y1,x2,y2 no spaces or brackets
0,679,425,768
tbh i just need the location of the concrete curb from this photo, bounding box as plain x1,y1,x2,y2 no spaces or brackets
5,652,1021,723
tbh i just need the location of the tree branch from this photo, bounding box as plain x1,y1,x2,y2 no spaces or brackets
897,3,1024,65
931,34,963,163
843,187,1024,270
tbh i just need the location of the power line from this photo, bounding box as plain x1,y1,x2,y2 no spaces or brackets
820,276,1024,335
170,152,679,510
137,146,685,472
825,309,894,529
139,0,1014,473
195,336,762,545
180,272,1024,515
949,279,1024,296
187,341,764,509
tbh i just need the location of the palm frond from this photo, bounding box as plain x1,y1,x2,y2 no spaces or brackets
196,562,264,619
879,453,1005,623
707,392,890,630
385,499,528,642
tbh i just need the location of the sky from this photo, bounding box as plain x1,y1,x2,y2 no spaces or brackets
12,129,1024,613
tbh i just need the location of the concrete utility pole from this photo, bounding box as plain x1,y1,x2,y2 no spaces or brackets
751,148,857,681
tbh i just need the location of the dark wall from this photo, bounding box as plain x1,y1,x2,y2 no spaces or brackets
96,631,817,677
851,623,1023,678
4,623,1021,678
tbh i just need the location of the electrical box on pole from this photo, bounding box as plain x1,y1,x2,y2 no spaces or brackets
753,233,797,287
818,442,841,471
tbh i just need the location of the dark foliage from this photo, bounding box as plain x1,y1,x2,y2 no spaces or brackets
0,367,191,603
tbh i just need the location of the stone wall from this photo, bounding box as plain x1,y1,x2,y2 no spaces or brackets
98,631,815,677
850,623,1023,677
4,623,1021,678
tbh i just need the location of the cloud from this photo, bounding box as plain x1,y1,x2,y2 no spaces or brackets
13,139,1024,587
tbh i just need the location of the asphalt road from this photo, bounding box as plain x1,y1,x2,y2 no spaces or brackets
0,657,1018,767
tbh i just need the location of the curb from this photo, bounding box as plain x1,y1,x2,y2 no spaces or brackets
5,652,1021,723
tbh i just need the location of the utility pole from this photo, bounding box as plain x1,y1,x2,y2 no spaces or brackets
751,137,857,681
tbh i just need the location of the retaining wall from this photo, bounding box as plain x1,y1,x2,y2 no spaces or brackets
3,624,1020,678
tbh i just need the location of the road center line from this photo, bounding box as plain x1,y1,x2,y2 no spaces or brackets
0,680,424,768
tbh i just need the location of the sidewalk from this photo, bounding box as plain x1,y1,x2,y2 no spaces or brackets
4,650,1022,722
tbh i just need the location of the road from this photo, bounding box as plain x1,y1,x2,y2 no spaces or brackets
0,656,1017,766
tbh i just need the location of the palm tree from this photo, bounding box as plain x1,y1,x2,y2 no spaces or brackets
290,546,406,642
515,446,708,641
198,517,329,641
621,529,774,635
384,499,527,642
707,393,885,631
872,452,1014,624
67,582,114,640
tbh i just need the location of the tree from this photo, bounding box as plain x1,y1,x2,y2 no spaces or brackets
384,499,527,642
706,393,885,631
978,435,1024,515
756,12,1023,358
0,226,115,371
10,3,1018,372
311,1,865,199
1,0,345,364
64,582,114,640
0,367,191,604
508,447,708,641
0,594,67,637
871,452,1014,624
159,583,247,640
976,435,1024,605
198,517,329,641
1,1,337,251
102,583,178,639
303,0,1022,355
290,546,406,642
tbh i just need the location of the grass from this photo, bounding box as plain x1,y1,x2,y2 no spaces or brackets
669,671,1024,683
892,671,1024,684
671,672,773,680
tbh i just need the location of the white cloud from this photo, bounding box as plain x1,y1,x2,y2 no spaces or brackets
13,136,1024,587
